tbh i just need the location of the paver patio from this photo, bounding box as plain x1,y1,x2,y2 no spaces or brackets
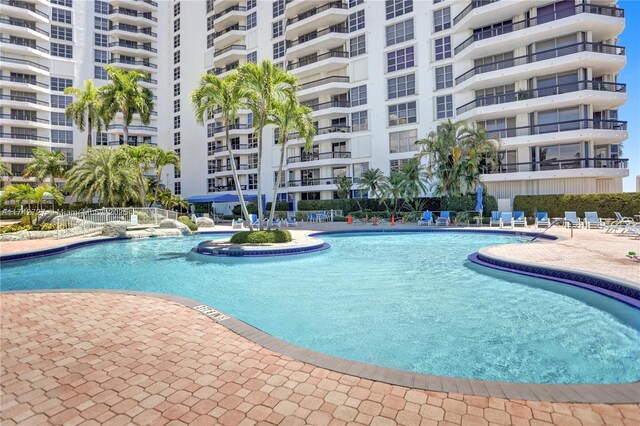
1,293,639,426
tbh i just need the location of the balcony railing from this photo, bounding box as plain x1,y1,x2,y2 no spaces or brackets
0,17,49,36
0,94,49,106
108,124,158,132
288,176,353,187
213,164,254,172
289,125,351,139
454,3,625,55
213,62,240,75
108,58,157,68
299,75,349,90
287,25,349,48
107,140,157,146
287,151,351,164
108,41,157,53
0,56,49,71
482,118,627,139
453,0,499,26
210,184,250,192
0,75,48,88
212,123,252,135
0,132,49,142
307,100,350,111
110,9,157,22
214,44,246,57
0,113,48,124
287,50,349,70
213,4,246,20
0,36,48,53
1,0,48,18
141,77,157,84
489,157,628,174
110,25,157,37
214,24,246,39
457,80,626,115
287,1,348,26
455,42,625,85
212,143,258,153
0,151,34,158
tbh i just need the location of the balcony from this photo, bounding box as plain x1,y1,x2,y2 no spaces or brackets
214,24,246,45
108,41,157,54
0,36,49,56
0,151,34,159
287,1,347,25
212,62,240,76
455,42,625,87
110,0,158,10
0,0,48,21
108,124,157,132
107,140,157,147
211,143,258,154
0,132,49,143
289,125,351,143
0,76,48,93
110,25,157,40
110,8,157,22
108,57,157,69
0,113,49,126
454,3,625,56
298,75,350,100
212,164,254,173
457,80,626,117
214,44,246,58
0,17,49,39
288,176,352,188
286,25,349,58
213,4,246,29
0,94,49,108
287,50,350,77
209,184,250,192
488,157,627,175
211,123,252,136
453,0,500,26
287,151,351,164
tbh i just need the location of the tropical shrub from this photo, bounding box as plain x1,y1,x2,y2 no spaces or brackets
0,213,23,220
441,191,497,216
177,215,198,231
513,193,640,218
229,230,292,244
132,210,151,223
297,198,442,214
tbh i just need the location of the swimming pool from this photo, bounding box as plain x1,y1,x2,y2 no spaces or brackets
2,232,639,384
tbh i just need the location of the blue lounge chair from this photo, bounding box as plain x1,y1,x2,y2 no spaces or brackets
249,214,260,227
513,211,527,227
535,212,550,228
418,211,433,226
489,211,501,227
317,211,327,222
307,212,317,222
584,211,604,229
564,211,583,228
285,217,298,227
499,212,513,229
436,211,450,226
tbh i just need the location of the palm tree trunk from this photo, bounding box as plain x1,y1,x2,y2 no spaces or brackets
87,118,93,148
225,122,253,231
256,116,266,230
267,136,287,231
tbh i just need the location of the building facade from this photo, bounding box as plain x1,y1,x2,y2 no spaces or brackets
1,0,629,209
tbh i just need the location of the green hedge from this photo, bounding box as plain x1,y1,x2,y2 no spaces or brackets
230,230,292,244
233,202,289,215
513,193,640,218
178,215,198,231
298,198,441,213
441,192,498,217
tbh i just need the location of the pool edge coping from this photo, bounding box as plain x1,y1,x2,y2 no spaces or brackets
2,288,639,404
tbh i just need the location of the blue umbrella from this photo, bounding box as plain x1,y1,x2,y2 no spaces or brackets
475,186,483,213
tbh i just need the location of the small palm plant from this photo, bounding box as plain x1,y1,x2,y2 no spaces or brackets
23,147,68,186
64,80,104,147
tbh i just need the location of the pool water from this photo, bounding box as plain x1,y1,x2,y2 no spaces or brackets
2,232,639,384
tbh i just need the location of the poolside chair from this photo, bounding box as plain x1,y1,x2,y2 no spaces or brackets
307,212,317,222
535,212,551,228
564,211,583,228
607,212,636,234
418,211,433,226
249,214,260,228
271,218,282,229
499,212,513,229
513,211,527,227
584,211,605,229
436,211,450,226
317,211,327,222
489,211,501,227
231,218,244,229
285,217,298,227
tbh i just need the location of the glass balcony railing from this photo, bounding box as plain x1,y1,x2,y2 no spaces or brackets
481,118,627,140
287,151,351,164
488,157,628,174
453,0,500,26
287,50,349,71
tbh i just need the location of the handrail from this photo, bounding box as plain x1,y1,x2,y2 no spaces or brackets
287,1,347,25
454,3,625,55
0,94,49,106
300,75,349,90
1,0,48,18
214,44,246,57
307,100,350,111
213,4,246,20
0,36,49,53
453,0,499,26
214,24,247,39
212,123,252,134
0,132,49,142
455,42,625,85
287,25,349,48
289,125,351,139
0,17,49,36
482,118,627,139
110,9,157,22
489,157,628,174
108,58,157,68
213,164,254,172
287,151,351,164
110,26,157,37
457,80,626,115
108,124,157,131
141,77,157,84
0,113,49,124
212,143,258,153
0,56,49,71
288,176,353,187
0,151,34,158
0,75,48,88
530,219,573,241
287,50,349,70
108,41,157,53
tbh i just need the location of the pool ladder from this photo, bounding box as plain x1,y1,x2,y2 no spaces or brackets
528,219,574,242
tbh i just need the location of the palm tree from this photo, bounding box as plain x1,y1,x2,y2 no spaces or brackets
33,184,64,210
398,158,428,202
238,60,297,229
191,73,253,229
458,125,499,193
23,147,68,186
1,184,35,209
121,144,154,206
65,147,137,207
0,162,12,177
99,66,154,145
267,98,315,230
157,188,188,211
383,172,405,213
149,146,180,206
64,80,104,147
358,168,389,203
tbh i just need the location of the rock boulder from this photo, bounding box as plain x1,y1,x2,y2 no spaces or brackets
101,221,130,238
159,219,191,235
195,217,215,228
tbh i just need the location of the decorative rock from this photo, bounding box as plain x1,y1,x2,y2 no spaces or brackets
195,217,215,228
159,219,191,235
101,221,130,238
37,210,59,224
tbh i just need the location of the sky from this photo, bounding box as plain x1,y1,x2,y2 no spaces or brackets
619,1,640,191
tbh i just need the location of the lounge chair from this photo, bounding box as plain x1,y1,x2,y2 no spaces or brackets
489,211,501,227
436,211,450,226
535,212,551,228
607,212,636,234
271,218,282,229
499,212,513,229
564,211,583,228
231,219,244,229
418,211,433,226
584,211,605,229
317,211,327,222
248,214,260,228
513,211,527,227
285,218,298,227
306,212,317,222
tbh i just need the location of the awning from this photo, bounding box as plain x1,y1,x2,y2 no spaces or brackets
187,194,262,203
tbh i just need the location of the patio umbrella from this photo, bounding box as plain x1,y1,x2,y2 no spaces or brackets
475,186,483,213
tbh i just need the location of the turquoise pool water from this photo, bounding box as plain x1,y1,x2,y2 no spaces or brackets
2,232,639,384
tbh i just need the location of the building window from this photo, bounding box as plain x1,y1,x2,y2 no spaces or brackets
174,35,180,48
272,20,283,38
51,26,72,41
389,129,418,153
94,33,108,47
247,0,256,9
349,0,364,6
51,43,72,58
174,18,180,32
95,1,109,14
51,95,72,108
207,15,214,31
387,46,414,72
350,85,367,107
174,2,180,16
386,0,413,20
94,66,108,80
247,12,257,29
174,132,181,146
435,65,453,90
52,8,71,23
174,83,180,97
349,10,365,32
174,149,181,158
350,35,366,57
208,159,215,174
388,101,417,126
174,67,180,80
273,0,284,17
273,41,285,59
387,73,416,99
174,182,181,195
95,49,108,64
51,129,73,144
390,158,411,172
206,0,214,12
207,33,215,49
434,36,451,61
96,133,108,146
248,174,258,190
352,111,368,132
174,99,180,113
433,7,451,32
51,112,72,126
436,95,453,119
95,17,109,31
386,18,413,46
51,77,72,92
51,0,72,6
174,51,180,64
247,51,257,63
207,123,216,138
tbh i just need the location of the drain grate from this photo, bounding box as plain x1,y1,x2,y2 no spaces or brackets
193,304,229,322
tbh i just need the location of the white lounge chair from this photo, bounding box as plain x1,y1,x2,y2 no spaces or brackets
584,211,605,229
535,212,551,228
231,219,244,229
489,211,501,227
564,211,583,228
499,212,513,229
513,211,527,227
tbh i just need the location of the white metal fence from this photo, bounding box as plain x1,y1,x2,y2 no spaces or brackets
55,207,179,239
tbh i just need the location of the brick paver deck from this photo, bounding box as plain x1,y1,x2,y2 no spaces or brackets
2,293,638,425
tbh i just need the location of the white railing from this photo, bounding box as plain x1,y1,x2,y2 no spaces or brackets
55,207,178,239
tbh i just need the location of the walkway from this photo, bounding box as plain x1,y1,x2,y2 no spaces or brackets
2,293,638,426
